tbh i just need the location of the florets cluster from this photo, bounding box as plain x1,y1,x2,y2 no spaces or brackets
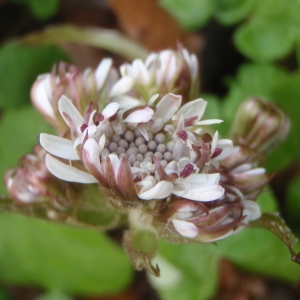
6,47,289,247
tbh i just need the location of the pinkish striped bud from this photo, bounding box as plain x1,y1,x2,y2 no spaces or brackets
230,98,290,153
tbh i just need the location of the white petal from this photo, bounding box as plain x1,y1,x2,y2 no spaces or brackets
109,76,133,98
173,185,224,201
138,175,156,193
58,95,83,128
102,102,120,119
196,119,223,125
154,94,182,123
148,94,159,105
244,168,266,175
216,139,233,160
95,58,113,90
113,95,142,108
138,180,173,200
40,133,80,160
172,219,198,238
123,107,154,123
108,154,121,177
132,59,150,84
243,200,261,220
183,173,221,188
45,154,97,183
175,99,207,121
211,131,219,155
31,75,55,119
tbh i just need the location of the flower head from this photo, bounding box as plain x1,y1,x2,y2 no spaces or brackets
40,93,230,209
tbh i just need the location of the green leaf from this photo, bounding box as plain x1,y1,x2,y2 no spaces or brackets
0,105,54,195
159,0,216,30
11,0,59,20
0,212,133,294
215,0,255,25
37,291,72,300
233,0,300,62
234,19,294,62
218,226,300,282
268,75,300,169
221,63,288,136
154,241,220,300
256,189,278,213
0,42,69,109
286,175,300,233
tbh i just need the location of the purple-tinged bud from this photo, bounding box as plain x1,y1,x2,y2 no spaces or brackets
230,98,290,153
153,197,252,243
31,60,118,135
4,146,67,205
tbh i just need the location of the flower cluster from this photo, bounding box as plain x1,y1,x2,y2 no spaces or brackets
5,47,290,265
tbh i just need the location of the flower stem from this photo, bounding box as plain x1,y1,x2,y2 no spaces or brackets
18,24,149,61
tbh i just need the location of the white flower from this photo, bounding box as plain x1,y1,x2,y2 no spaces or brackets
40,93,228,204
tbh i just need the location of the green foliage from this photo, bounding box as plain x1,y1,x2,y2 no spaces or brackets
160,0,216,30
215,0,255,25
0,212,133,294
0,105,54,195
11,0,59,20
155,242,219,300
269,75,300,168
0,42,69,109
234,0,300,62
220,63,288,135
286,175,300,234
37,291,72,300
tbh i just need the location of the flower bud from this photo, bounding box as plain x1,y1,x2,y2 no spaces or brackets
153,196,259,243
4,146,67,205
120,46,199,103
229,98,290,153
31,60,119,134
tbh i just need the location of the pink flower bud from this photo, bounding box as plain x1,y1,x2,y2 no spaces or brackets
230,98,290,153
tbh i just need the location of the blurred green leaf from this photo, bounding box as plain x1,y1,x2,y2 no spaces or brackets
155,242,219,300
0,212,133,294
268,75,300,169
0,287,10,300
218,226,300,282
159,0,216,30
234,19,293,62
286,174,300,233
234,0,300,62
215,0,255,25
37,291,72,300
11,0,59,20
0,42,69,109
221,63,288,136
256,189,278,213
0,105,54,195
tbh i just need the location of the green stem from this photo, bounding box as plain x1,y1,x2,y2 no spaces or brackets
18,24,149,61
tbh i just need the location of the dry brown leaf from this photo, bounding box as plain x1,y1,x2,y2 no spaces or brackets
107,0,202,52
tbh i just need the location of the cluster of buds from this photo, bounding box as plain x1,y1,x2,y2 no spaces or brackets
5,46,290,273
